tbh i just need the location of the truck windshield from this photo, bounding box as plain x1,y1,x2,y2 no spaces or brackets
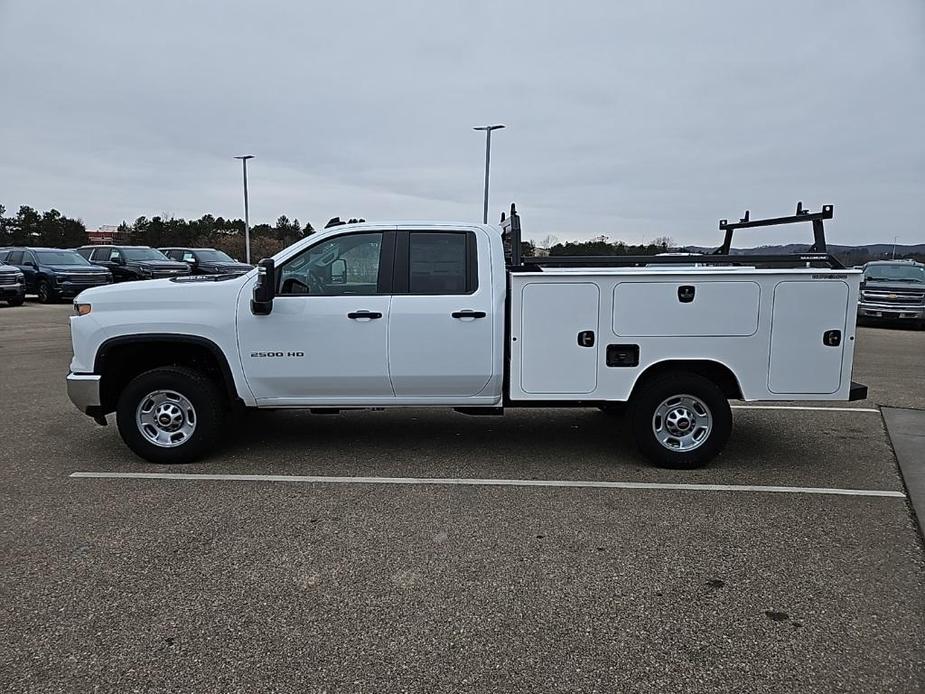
195,250,235,262
35,251,92,266
864,264,925,283
122,248,170,261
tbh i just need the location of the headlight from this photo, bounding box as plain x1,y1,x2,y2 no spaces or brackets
139,268,153,277
15,273,24,282
73,302,92,316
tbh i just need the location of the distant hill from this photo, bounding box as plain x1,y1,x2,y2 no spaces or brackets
686,243,925,263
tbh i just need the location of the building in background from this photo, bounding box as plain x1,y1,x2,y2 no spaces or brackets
85,225,122,245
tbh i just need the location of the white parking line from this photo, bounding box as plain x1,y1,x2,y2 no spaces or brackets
731,405,880,413
69,472,905,498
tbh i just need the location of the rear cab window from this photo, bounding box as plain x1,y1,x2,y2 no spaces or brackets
397,231,478,295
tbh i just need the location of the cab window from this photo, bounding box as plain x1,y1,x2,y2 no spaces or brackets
278,232,386,296
394,231,477,295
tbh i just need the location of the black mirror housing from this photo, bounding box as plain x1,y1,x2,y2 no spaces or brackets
251,258,276,315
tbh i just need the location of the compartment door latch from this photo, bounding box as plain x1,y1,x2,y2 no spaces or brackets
678,285,696,303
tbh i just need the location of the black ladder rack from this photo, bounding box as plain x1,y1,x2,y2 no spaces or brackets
500,202,844,270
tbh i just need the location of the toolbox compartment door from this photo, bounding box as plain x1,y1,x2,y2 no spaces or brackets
520,282,600,394
613,281,760,337
769,280,849,394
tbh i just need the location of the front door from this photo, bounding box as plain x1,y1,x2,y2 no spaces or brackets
91,247,130,281
388,230,494,398
236,230,396,405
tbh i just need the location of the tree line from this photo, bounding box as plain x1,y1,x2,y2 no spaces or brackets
0,204,88,249
0,204,363,260
2,203,920,264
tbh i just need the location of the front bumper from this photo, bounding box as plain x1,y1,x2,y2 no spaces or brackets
54,279,111,297
849,381,868,401
858,302,925,321
66,373,101,413
0,283,25,299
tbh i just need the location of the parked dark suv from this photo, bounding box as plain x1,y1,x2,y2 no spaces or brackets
858,260,925,328
0,247,112,303
160,247,252,276
76,245,190,282
0,252,26,306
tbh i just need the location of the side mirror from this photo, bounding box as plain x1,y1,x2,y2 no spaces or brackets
330,258,347,284
115,257,126,266
251,258,275,315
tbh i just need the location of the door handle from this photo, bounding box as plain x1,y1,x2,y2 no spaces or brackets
577,330,595,347
823,330,841,347
452,310,486,319
347,311,382,320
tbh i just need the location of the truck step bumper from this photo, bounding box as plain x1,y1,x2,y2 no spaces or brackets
67,373,101,412
849,381,869,401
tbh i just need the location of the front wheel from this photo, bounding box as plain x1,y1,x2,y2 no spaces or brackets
37,279,56,304
629,372,732,469
116,366,226,464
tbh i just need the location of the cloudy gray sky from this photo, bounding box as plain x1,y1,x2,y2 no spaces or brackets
1,0,923,246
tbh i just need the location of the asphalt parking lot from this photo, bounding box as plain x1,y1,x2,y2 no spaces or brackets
1,303,923,693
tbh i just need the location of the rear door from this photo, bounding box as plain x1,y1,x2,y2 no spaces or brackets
769,280,849,394
388,230,493,398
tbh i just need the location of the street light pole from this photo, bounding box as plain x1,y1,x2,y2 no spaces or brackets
234,155,254,263
473,124,505,224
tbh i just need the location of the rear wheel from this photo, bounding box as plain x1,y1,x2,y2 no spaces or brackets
629,371,732,469
116,366,226,464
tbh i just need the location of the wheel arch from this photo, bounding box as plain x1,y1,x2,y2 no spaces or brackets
95,334,241,413
629,359,744,402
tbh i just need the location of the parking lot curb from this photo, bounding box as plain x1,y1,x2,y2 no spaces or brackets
882,407,925,540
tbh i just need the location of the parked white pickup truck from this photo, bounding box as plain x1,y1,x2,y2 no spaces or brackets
67,203,867,468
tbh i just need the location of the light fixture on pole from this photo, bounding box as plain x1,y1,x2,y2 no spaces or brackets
473,124,505,223
234,155,255,263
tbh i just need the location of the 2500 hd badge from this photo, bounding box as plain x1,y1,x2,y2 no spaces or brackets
250,351,305,358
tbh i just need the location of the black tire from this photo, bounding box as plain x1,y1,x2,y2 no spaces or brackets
37,279,56,304
7,295,24,307
629,371,732,469
116,366,226,464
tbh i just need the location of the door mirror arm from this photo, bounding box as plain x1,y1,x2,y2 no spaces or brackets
251,258,276,315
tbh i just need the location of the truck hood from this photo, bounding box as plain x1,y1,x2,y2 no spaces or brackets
199,261,253,273
133,261,190,271
75,273,251,310
862,280,925,293
45,264,110,274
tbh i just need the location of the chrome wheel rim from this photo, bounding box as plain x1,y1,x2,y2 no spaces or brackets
652,394,712,452
136,390,197,448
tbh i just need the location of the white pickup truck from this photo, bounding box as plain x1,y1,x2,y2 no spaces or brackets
67,203,867,468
